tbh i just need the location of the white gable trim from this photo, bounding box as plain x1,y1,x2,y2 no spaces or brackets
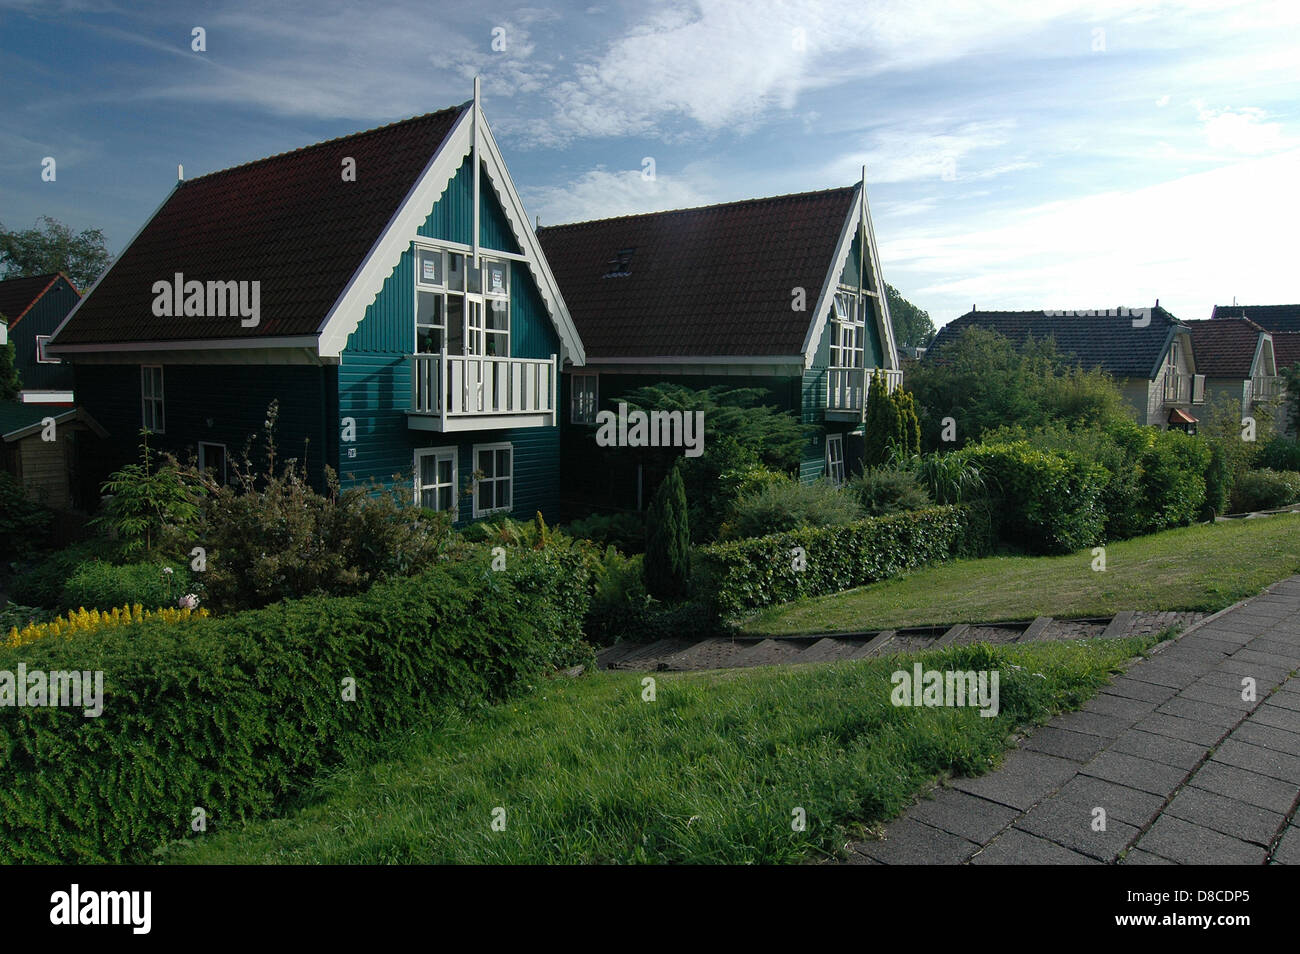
1252,332,1275,377
799,182,900,372
316,99,585,366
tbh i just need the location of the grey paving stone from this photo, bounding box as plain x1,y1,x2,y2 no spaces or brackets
1215,658,1292,684
1124,665,1203,690
1272,825,1300,864
1100,678,1179,704
1022,725,1112,763
1234,648,1300,671
1110,729,1209,770
949,749,1080,811
1136,814,1268,865
1086,690,1164,719
1185,628,1255,648
969,828,1100,865
1013,793,1140,862
906,787,1020,844
1177,680,1258,710
1053,775,1166,828
1164,786,1284,846
1244,639,1300,663
1265,691,1300,713
1172,635,1238,654
1188,761,1300,814
1211,738,1300,783
1122,849,1177,865
1081,749,1189,797
853,817,978,865
843,847,882,865
1200,619,1269,638
1197,668,1279,691
1156,696,1244,728
1252,704,1300,733
1233,721,1300,757
1133,711,1229,747
1053,709,1134,740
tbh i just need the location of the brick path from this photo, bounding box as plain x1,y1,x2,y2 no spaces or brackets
845,578,1300,865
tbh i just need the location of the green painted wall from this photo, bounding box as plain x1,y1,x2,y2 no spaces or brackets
11,277,78,392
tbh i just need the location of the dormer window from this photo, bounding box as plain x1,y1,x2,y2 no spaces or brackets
603,248,635,278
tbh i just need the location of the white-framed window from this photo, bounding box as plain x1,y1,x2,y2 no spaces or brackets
414,245,510,358
35,335,57,363
830,290,866,370
141,365,165,433
826,433,846,487
571,372,599,424
198,442,228,484
414,446,458,513
472,442,513,517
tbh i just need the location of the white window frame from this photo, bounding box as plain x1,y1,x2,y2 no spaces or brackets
831,288,866,371
414,446,458,514
197,442,228,484
472,441,513,518
412,242,510,358
141,365,165,433
35,335,57,363
571,372,599,424
826,433,846,487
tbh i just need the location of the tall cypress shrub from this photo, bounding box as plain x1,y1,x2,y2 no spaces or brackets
644,461,691,600
863,370,894,468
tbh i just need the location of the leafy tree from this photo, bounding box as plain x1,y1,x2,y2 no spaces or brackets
0,340,19,399
886,283,936,349
643,462,690,601
0,215,111,289
90,430,203,558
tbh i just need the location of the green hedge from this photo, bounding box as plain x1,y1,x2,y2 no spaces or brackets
0,544,592,863
960,441,1106,554
59,559,200,612
696,504,992,616
1230,469,1300,512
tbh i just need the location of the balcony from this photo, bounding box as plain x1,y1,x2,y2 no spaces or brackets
1162,371,1206,406
826,367,904,421
1248,375,1283,403
408,351,557,432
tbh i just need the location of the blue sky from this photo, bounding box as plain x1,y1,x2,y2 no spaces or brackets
2,0,1297,328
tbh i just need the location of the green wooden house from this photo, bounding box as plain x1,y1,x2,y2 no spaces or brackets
48,84,585,522
0,272,80,404
536,182,902,513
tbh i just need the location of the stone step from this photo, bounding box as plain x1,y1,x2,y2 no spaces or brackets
1015,616,1054,643
933,624,969,647
850,630,897,658
605,638,696,669
793,637,860,664
596,641,647,669
729,638,807,668
1101,611,1136,640
659,638,752,670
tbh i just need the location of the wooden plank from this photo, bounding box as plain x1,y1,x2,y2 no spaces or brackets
850,629,897,658
1101,611,1136,640
933,624,969,647
1016,616,1053,643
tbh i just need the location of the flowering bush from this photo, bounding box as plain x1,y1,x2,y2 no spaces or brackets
6,603,209,649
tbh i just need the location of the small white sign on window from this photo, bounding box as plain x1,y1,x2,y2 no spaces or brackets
422,257,439,284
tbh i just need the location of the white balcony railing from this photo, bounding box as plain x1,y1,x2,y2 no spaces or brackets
1163,371,1206,405
827,367,903,415
410,351,557,428
1250,375,1283,402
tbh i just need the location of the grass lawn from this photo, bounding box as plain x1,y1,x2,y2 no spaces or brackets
164,636,1157,865
743,513,1300,636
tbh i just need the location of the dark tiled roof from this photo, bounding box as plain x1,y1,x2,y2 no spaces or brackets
536,187,857,358
0,273,67,326
1211,304,1300,333
53,106,467,346
928,307,1181,378
1183,318,1264,378
1273,331,1300,371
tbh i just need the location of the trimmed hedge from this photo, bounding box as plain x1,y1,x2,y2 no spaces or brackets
0,544,592,863
696,504,992,616
1230,468,1300,512
960,442,1106,554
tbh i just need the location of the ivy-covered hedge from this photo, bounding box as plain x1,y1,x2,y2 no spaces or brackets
696,504,992,616
0,544,592,863
960,441,1106,554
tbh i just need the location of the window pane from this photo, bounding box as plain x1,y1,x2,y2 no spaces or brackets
417,249,442,286
467,263,482,294
496,449,510,475
438,458,452,484
447,254,465,291
420,455,438,485
420,488,436,508
438,487,451,511
485,261,507,296
478,449,494,478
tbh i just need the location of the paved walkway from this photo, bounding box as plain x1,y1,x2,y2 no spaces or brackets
846,577,1300,864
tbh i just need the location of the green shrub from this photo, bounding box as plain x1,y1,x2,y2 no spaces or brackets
1229,469,1300,512
697,504,993,615
720,478,862,540
0,471,53,558
849,468,933,516
644,463,691,600
59,560,199,612
561,512,645,554
7,540,111,609
584,548,651,645
1259,437,1300,472
904,451,988,505
960,441,1106,554
1203,441,1231,519
90,431,203,559
1133,428,1208,534
0,543,592,863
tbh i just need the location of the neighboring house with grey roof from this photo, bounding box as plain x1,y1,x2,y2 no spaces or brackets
1212,303,1300,333
1183,318,1281,414
926,305,1205,430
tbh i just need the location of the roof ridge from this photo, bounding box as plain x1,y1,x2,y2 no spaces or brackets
181,103,469,186
537,185,857,231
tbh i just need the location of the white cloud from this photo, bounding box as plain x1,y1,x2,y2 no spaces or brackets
522,166,716,225
1197,104,1290,154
